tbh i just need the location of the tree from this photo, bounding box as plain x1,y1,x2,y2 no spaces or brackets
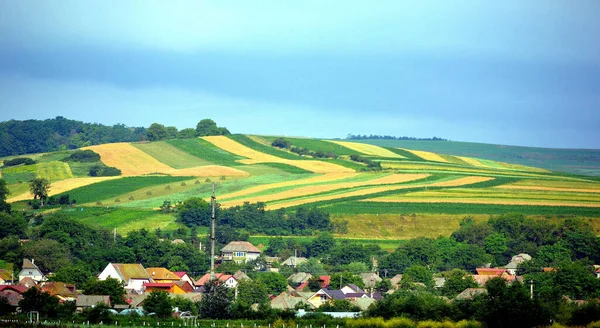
197,279,232,319
146,123,167,141
83,278,126,304
484,233,508,266
308,232,335,257
329,272,364,290
255,272,288,295
0,213,27,238
196,119,221,137
236,280,269,307
441,269,478,298
0,178,10,213
29,178,50,207
297,258,327,275
22,239,71,273
144,291,173,317
48,265,92,286
0,295,13,316
177,128,197,139
402,265,434,289
177,197,212,227
19,287,60,318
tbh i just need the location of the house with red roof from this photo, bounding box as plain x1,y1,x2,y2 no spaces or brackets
173,272,194,286
195,273,237,288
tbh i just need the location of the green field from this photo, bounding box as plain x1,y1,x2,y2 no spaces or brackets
352,139,600,176
134,141,211,168
259,136,359,156
166,138,245,167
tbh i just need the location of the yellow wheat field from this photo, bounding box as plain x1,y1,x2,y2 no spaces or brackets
505,179,600,189
497,185,600,194
84,143,174,176
402,149,449,163
220,173,429,207
7,176,121,202
162,165,249,177
220,172,358,200
203,136,354,173
327,140,404,158
268,176,492,209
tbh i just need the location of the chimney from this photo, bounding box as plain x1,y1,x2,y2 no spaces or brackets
31,259,34,264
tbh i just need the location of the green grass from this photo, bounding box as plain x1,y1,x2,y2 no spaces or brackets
1,164,36,184
167,139,244,166
260,136,359,156
66,161,99,177
55,176,192,204
134,141,211,168
352,139,600,176
1,161,73,183
248,235,404,251
321,201,600,217
249,162,313,174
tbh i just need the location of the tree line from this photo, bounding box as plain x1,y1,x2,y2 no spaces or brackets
346,134,447,141
0,117,230,157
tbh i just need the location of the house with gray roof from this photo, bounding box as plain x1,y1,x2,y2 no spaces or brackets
220,241,262,264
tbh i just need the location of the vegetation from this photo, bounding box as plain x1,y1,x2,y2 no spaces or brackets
2,157,36,167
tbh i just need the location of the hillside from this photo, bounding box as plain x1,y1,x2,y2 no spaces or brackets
2,134,599,240
348,139,600,176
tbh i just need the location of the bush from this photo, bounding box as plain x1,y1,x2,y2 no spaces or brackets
3,157,36,167
64,150,101,162
89,165,121,177
271,138,292,149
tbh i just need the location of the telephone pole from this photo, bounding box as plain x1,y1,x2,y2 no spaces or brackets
210,182,216,282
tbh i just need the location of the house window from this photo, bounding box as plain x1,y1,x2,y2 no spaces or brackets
320,295,328,301
235,252,244,257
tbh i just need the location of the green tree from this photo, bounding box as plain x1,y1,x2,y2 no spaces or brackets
22,239,71,273
19,287,60,318
0,178,11,213
196,119,230,137
441,269,478,298
83,278,126,305
144,291,173,317
0,295,13,316
165,126,179,140
347,261,369,275
197,279,232,319
402,265,434,289
329,272,364,290
255,272,288,295
146,123,167,141
177,197,213,227
318,299,360,312
29,178,51,207
48,265,92,286
236,279,269,307
308,232,335,257
177,128,197,139
485,233,508,266
0,212,27,238
297,257,327,275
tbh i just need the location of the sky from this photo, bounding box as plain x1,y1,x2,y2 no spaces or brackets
0,1,599,149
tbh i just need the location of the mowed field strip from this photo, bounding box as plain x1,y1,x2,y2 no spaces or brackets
401,148,449,163
203,136,354,173
7,176,121,202
326,140,404,158
220,173,430,207
133,141,211,168
268,176,494,209
85,143,248,177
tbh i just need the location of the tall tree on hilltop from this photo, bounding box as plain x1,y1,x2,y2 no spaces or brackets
29,178,50,207
196,119,230,137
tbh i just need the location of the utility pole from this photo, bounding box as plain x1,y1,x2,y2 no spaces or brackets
210,183,216,282
530,279,534,299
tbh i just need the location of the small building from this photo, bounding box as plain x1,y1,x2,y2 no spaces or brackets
39,282,77,302
0,285,28,311
98,263,153,293
173,272,195,286
220,241,262,264
18,259,44,283
143,282,188,294
270,291,314,310
146,268,181,283
282,256,308,268
288,272,312,287
0,269,14,284
76,295,111,311
454,288,487,301
195,273,238,288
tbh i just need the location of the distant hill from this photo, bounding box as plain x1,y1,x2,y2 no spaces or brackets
349,139,600,177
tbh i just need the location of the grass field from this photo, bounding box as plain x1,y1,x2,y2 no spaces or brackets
326,140,404,158
133,141,211,168
166,139,245,167
84,143,175,176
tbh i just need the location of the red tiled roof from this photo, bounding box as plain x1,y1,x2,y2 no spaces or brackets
195,273,235,286
143,283,174,288
0,285,29,294
319,276,330,288
173,272,188,278
475,268,506,276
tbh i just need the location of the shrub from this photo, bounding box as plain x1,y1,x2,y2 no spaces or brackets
129,196,135,200
271,138,292,149
89,165,121,177
3,157,36,167
64,149,100,162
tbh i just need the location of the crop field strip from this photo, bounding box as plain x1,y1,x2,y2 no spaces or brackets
53,176,192,204
401,148,449,163
84,142,248,177
7,176,122,202
264,175,494,210
166,139,245,167
382,162,559,178
133,141,211,168
500,178,600,190
230,135,364,171
259,135,359,156
219,173,430,207
203,136,355,173
326,140,405,158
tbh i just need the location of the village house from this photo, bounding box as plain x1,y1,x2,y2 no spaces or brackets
143,281,191,294
18,259,44,283
220,241,262,264
98,263,153,293
173,272,195,285
195,273,238,288
0,269,14,284
282,256,308,268
306,284,382,308
76,295,111,312
39,281,78,302
145,267,181,283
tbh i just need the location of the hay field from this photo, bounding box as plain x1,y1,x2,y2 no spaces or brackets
84,143,174,176
220,173,429,207
402,149,449,163
203,136,354,173
327,140,404,158
7,176,121,202
133,142,210,168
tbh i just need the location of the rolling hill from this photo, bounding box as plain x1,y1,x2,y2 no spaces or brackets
2,135,599,240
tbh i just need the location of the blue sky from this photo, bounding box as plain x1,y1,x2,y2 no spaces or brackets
1,1,599,148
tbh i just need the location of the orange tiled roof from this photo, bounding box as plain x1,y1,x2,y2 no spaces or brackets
146,268,181,281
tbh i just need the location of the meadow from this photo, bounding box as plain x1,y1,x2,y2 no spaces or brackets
3,135,600,240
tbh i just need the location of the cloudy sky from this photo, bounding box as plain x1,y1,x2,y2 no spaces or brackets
1,1,599,148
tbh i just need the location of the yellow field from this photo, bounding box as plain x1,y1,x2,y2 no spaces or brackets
380,162,550,178
220,173,429,207
503,179,600,190
7,176,121,202
402,149,449,163
220,173,358,200
497,185,600,193
327,140,404,158
84,143,248,177
367,197,600,208
203,136,354,173
268,175,491,209
84,143,174,176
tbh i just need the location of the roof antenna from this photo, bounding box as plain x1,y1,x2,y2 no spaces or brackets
210,182,216,282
